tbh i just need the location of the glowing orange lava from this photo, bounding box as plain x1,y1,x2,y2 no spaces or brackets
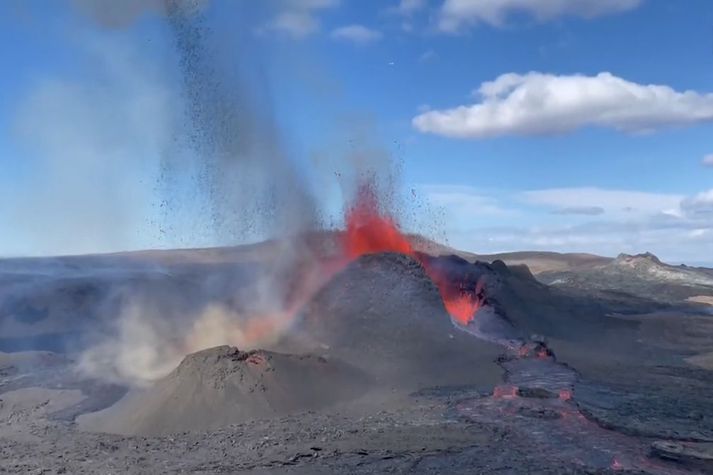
343,184,414,259
442,294,480,325
493,385,519,399
341,182,480,325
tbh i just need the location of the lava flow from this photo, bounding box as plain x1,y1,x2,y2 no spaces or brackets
342,183,481,325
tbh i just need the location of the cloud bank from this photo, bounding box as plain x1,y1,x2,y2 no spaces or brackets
681,189,713,218
521,187,685,218
413,72,713,138
266,0,340,37
438,0,642,31
331,24,383,44
394,0,427,16
420,184,713,265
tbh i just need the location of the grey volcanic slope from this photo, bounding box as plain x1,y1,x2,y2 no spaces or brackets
79,346,370,435
300,252,646,372
2,249,713,473
423,254,644,344
298,253,504,391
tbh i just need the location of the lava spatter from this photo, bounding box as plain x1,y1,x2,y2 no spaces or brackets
342,181,481,325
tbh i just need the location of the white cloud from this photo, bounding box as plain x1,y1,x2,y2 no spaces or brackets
703,154,713,167
266,0,340,37
419,49,437,62
689,228,710,239
521,187,685,218
552,206,604,216
418,184,713,265
681,189,713,218
394,0,427,15
387,0,427,32
269,11,320,37
331,25,383,44
439,0,642,31
413,72,713,139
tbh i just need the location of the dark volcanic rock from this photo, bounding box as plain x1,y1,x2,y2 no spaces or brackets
517,387,557,399
575,365,713,442
301,253,503,390
615,252,664,266
650,440,713,471
539,251,713,304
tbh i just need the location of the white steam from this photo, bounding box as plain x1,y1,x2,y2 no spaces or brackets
7,2,418,387
78,300,294,384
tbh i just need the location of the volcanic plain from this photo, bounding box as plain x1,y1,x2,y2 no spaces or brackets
1,240,713,474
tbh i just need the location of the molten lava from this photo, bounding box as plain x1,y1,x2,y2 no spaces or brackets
342,182,481,325
493,385,519,399
559,389,573,401
343,184,414,259
442,294,479,325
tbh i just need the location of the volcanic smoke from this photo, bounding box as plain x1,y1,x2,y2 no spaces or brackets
74,1,481,384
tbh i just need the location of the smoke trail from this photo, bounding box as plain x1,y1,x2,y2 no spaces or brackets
163,1,318,244
57,1,440,384
73,1,328,383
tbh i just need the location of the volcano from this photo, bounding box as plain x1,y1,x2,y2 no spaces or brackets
78,345,370,435
299,252,504,389
340,182,484,326
77,252,507,436
3,243,713,474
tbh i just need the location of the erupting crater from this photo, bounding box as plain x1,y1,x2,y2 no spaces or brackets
341,182,483,326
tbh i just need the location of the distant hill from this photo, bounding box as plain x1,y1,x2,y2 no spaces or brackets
538,252,713,304
474,251,612,275
406,237,615,275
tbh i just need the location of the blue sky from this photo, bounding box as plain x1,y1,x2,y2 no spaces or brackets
1,0,712,264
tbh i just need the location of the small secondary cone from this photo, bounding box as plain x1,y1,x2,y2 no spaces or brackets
78,345,370,435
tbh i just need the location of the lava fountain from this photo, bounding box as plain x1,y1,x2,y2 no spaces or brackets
179,180,482,369
342,182,481,325
183,180,482,362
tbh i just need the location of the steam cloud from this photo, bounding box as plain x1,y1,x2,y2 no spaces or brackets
164,1,318,243
10,1,422,384
71,0,331,383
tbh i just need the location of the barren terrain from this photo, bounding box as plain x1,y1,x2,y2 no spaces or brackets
1,245,712,474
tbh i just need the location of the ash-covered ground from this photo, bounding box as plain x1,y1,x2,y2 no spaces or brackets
1,246,713,474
